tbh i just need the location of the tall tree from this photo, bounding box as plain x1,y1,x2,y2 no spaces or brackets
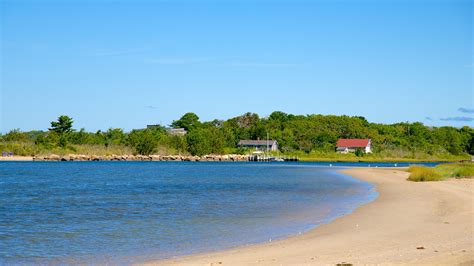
171,112,200,131
49,115,74,134
49,115,74,147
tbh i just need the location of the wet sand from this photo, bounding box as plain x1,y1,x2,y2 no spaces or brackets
143,168,473,265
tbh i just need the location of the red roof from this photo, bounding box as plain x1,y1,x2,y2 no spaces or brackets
336,139,370,148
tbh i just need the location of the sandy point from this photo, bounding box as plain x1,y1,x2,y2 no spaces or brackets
141,168,473,266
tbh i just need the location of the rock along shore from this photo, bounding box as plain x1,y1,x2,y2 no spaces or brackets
33,154,251,162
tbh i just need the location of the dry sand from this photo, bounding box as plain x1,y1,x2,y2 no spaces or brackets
143,168,473,265
0,156,33,161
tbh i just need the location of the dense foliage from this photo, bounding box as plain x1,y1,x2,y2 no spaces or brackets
1,112,473,160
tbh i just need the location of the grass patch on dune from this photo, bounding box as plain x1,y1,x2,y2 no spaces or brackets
407,163,474,182
407,166,443,182
453,166,474,177
434,163,474,178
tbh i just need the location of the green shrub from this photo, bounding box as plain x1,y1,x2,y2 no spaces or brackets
0,141,38,156
127,129,159,155
355,148,364,157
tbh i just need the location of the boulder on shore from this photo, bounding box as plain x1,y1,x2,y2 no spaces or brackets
32,153,250,162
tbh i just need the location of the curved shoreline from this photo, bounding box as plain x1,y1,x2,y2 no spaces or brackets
142,168,473,265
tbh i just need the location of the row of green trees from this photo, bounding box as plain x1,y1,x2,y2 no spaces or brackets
1,112,473,158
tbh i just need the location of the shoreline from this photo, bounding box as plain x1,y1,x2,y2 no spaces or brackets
0,155,464,163
142,168,473,265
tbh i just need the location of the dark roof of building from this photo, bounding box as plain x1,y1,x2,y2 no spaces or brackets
336,139,370,148
238,140,277,146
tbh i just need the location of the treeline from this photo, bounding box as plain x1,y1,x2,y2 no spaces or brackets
1,112,473,160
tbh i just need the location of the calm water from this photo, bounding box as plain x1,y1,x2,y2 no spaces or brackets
0,161,392,264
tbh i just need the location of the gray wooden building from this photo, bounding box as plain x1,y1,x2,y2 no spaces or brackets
238,140,278,151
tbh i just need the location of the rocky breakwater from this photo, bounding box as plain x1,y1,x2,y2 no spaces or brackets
33,154,250,162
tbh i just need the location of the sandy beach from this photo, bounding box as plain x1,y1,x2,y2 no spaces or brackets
143,168,473,265
0,156,33,161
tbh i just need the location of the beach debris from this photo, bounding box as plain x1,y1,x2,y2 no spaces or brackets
336,262,353,266
416,246,425,250
434,250,438,252
444,221,450,224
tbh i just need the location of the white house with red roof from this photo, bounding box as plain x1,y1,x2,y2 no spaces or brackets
336,138,372,153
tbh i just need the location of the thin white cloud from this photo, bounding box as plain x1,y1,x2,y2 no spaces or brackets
440,116,474,122
89,49,146,57
142,57,298,68
229,62,297,68
144,57,214,65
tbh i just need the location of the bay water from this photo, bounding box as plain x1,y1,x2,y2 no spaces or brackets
0,161,385,264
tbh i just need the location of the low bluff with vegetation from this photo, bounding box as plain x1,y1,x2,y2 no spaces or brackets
1,112,473,162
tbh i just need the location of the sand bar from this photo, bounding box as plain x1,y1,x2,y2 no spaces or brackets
143,168,473,265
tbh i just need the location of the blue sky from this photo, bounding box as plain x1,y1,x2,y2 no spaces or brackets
1,0,472,132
